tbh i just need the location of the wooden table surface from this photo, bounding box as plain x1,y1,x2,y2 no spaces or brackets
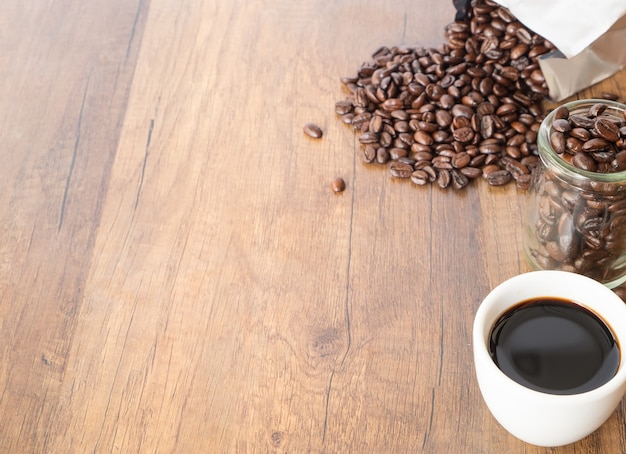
2,0,626,452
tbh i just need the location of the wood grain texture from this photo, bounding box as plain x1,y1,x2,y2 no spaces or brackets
1,0,626,452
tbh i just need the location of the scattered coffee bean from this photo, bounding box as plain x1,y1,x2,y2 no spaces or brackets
334,0,555,190
602,92,620,102
304,122,323,139
331,177,346,193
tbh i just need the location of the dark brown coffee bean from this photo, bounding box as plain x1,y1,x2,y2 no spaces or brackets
453,127,474,143
389,162,414,178
612,150,626,171
553,106,570,120
414,131,434,146
436,169,451,188
376,147,390,164
589,103,607,117
565,137,582,153
601,92,620,101
505,158,529,176
382,98,404,111
363,145,376,163
389,147,409,160
435,110,453,127
460,166,482,179
551,118,571,133
450,169,469,189
410,170,429,185
358,132,379,144
452,152,471,168
582,138,609,152
515,173,532,190
549,131,566,154
570,127,591,141
595,118,620,142
335,100,353,115
479,140,502,154
486,169,512,186
570,114,595,129
304,122,323,138
590,150,615,163
572,152,597,172
331,177,346,193
451,104,474,119
482,164,501,177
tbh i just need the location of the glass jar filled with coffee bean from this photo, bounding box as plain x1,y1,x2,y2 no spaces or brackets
523,100,626,288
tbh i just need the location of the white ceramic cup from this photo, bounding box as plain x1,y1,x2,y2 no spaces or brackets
473,270,626,447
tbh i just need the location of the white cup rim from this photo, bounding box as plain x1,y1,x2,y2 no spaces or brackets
474,270,626,402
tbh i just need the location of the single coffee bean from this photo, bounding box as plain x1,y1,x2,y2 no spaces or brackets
570,127,591,141
434,169,449,188
582,138,609,152
550,131,566,154
389,162,414,178
304,122,323,139
589,103,607,117
552,118,571,133
570,114,595,129
410,170,429,185
601,92,620,101
331,177,346,193
486,169,513,186
572,152,598,172
553,106,570,120
595,118,620,142
450,169,469,189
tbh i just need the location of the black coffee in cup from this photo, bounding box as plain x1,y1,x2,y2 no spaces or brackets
489,297,620,395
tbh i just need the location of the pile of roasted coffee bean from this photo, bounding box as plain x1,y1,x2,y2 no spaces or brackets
335,0,555,190
527,101,626,285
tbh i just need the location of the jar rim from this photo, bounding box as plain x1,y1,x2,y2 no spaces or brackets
538,98,626,183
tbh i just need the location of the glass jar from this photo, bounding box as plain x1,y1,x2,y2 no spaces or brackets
523,99,626,289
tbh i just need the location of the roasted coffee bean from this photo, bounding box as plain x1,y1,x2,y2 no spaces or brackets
551,118,571,133
436,169,451,188
570,115,595,129
304,122,323,139
376,147,390,164
335,100,353,115
550,131,566,154
389,162,414,178
572,152,597,172
450,169,469,189
514,173,532,190
486,169,512,186
589,103,607,117
602,92,620,101
331,177,346,193
570,127,591,141
453,127,474,143
452,152,471,168
359,132,379,144
460,166,483,179
553,106,569,120
410,170,429,185
595,118,620,142
582,138,609,152
363,145,376,163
